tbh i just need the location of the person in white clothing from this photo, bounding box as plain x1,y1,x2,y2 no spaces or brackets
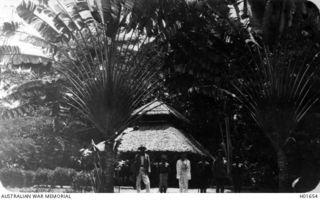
176,153,191,193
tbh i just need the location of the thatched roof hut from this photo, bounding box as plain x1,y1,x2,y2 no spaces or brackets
116,100,212,158
114,100,213,188
131,100,190,123
117,125,205,154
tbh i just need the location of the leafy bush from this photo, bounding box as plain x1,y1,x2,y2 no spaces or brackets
0,168,24,187
33,168,51,186
0,168,79,188
48,167,76,187
72,171,93,191
23,170,35,187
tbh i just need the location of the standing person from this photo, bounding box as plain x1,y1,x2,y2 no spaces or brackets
122,160,131,185
158,154,170,193
197,156,211,193
231,156,245,193
212,149,228,193
176,153,191,193
134,146,151,193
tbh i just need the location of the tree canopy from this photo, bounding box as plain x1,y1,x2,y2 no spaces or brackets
0,0,320,192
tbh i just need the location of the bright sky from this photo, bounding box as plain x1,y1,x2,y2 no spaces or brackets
0,0,21,23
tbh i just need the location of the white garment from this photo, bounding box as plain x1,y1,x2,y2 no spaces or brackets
176,159,191,180
136,167,150,193
178,176,189,193
176,159,191,193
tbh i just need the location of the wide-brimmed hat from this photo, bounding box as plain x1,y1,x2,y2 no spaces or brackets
138,145,146,151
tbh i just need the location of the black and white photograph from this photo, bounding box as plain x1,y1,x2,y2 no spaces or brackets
0,0,319,196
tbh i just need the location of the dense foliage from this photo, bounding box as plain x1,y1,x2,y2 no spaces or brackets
0,0,320,192
0,167,93,190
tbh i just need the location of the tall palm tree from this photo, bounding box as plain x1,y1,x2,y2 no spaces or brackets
233,47,319,191
0,0,204,120
0,0,168,192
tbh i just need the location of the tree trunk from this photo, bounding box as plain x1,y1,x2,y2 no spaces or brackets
96,143,115,193
268,131,290,192
276,148,289,192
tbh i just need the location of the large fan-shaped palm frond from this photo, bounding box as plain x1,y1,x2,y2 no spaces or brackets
0,0,242,192
233,47,319,144
233,46,319,191
7,0,165,137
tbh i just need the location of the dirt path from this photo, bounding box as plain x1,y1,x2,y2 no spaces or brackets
114,187,232,193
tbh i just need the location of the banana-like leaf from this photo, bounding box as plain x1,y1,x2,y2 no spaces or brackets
17,0,63,43
0,76,63,120
4,0,221,140
0,0,166,139
2,79,50,101
0,45,53,65
0,103,36,120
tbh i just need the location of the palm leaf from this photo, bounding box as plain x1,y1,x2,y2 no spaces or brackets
3,0,168,139
0,45,53,65
58,0,164,139
2,79,52,101
17,0,64,43
0,103,36,120
233,47,319,146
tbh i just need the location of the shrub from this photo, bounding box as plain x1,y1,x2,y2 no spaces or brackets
0,168,24,187
48,167,76,187
72,171,93,191
33,168,51,186
23,170,35,187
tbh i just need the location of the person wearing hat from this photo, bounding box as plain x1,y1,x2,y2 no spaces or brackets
176,153,191,193
134,145,151,193
197,156,211,193
212,149,228,193
158,154,170,193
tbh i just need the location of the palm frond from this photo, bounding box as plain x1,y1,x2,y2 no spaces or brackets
0,76,63,120
58,1,164,139
233,47,319,145
0,103,36,120
17,0,64,43
1,79,52,101
0,45,53,65
1,0,167,139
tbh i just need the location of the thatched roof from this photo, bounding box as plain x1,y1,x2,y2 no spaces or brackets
116,125,205,155
132,100,190,123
